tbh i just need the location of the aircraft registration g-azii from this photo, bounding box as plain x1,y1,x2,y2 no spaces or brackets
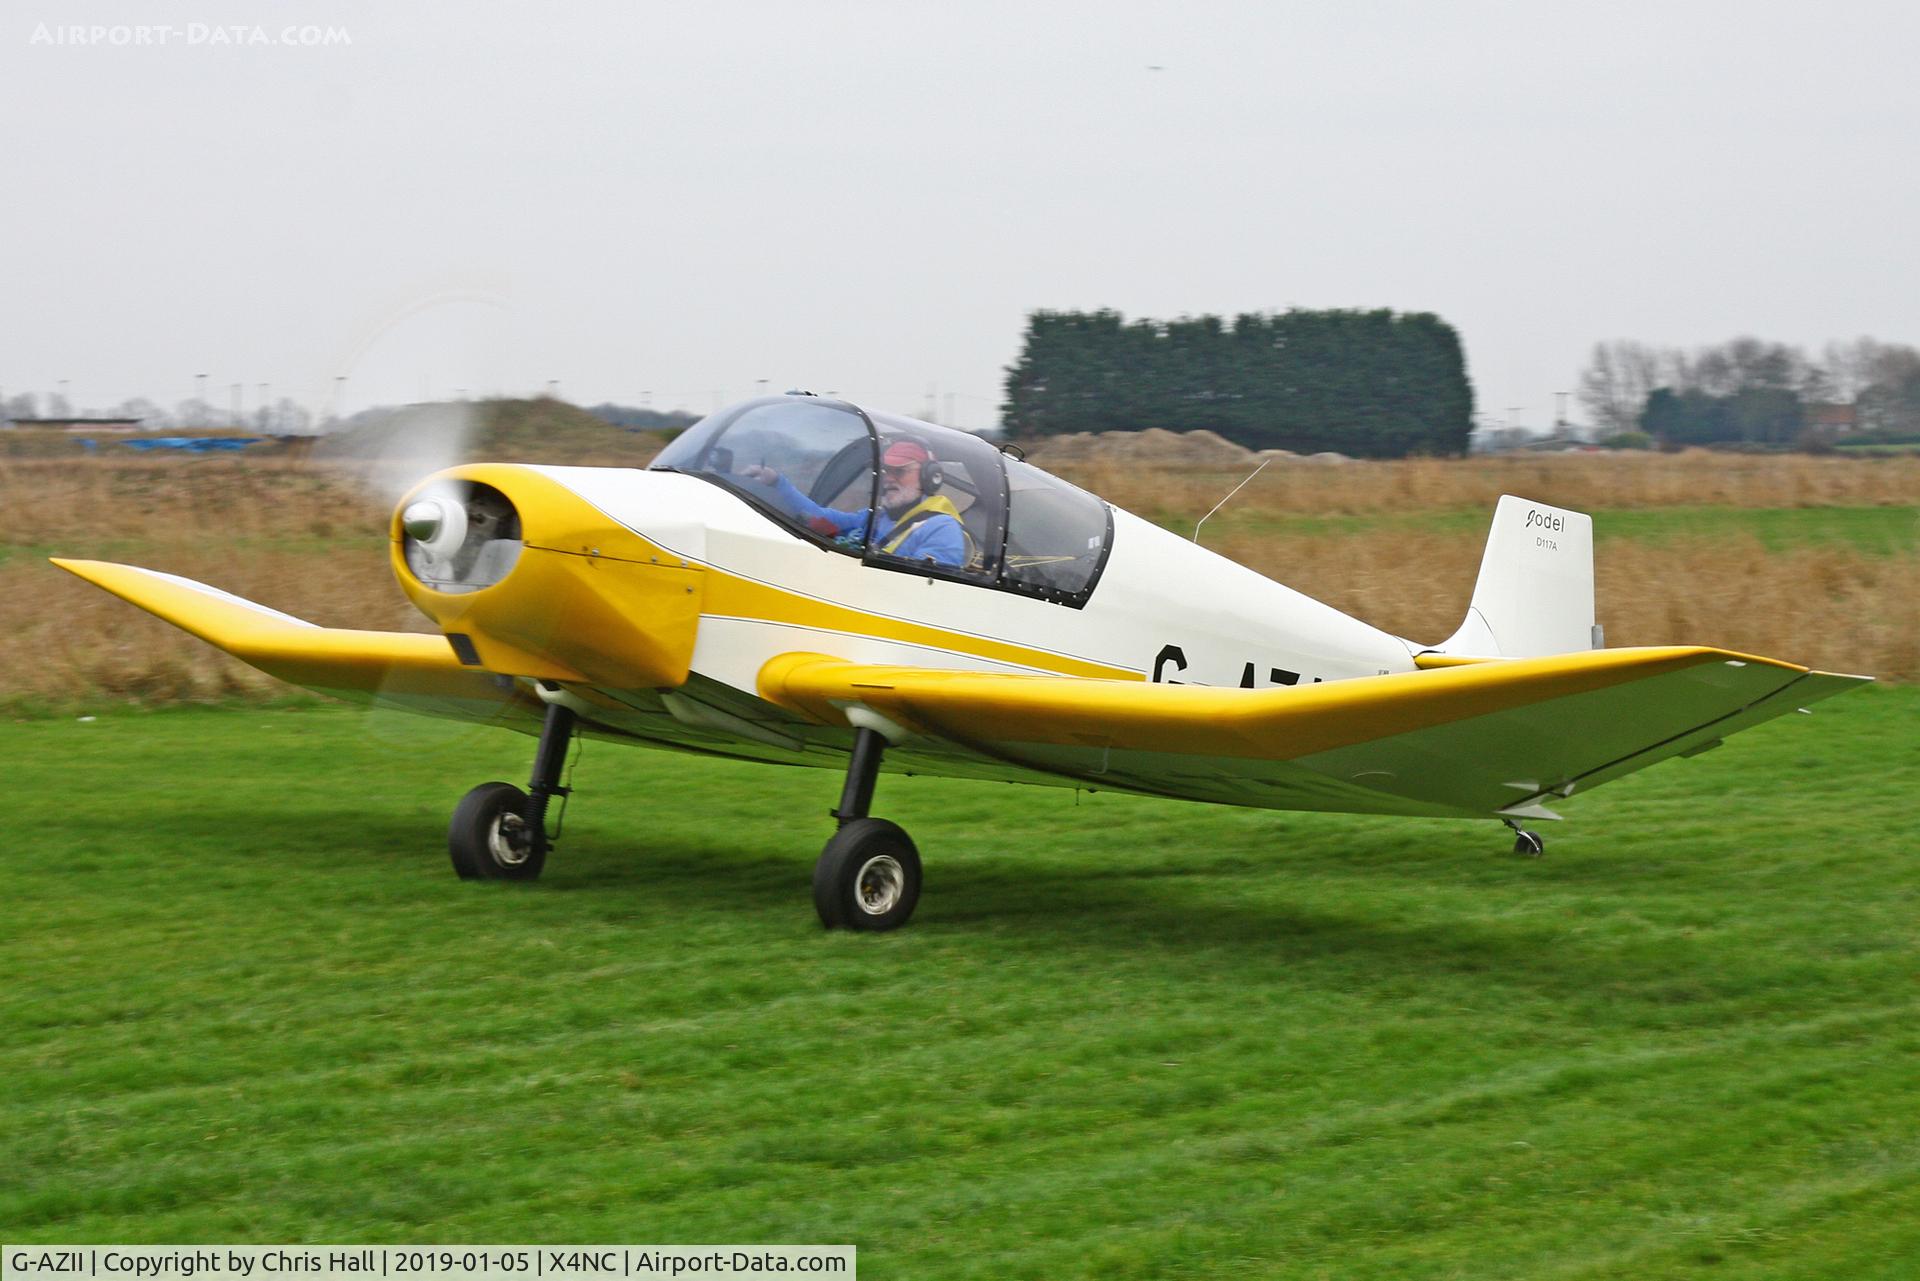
56,395,1866,931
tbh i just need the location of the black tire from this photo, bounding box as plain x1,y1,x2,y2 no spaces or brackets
449,781,546,881
1512,829,1545,858
813,818,922,932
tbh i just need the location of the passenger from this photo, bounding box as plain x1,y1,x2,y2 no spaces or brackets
743,438,967,568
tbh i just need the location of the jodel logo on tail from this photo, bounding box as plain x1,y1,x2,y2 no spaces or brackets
1525,508,1565,533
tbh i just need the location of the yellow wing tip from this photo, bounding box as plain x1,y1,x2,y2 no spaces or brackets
49,558,153,599
49,556,120,582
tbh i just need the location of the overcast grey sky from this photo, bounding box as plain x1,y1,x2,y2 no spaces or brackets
4,0,1917,432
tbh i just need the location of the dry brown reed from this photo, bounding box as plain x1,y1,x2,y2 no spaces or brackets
5,548,421,706
1056,449,1920,520
4,450,1915,710
3,456,415,708
1216,529,1916,680
0,454,387,548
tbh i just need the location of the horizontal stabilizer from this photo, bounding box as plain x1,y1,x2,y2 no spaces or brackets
52,558,522,713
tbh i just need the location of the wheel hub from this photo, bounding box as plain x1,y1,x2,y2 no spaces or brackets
489,810,533,866
854,854,904,915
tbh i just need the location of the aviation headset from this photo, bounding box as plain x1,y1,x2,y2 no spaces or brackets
881,438,943,492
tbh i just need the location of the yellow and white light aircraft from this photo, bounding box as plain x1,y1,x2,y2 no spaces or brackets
56,395,1866,930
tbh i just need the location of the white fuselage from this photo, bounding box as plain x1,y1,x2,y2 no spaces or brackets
533,466,1418,695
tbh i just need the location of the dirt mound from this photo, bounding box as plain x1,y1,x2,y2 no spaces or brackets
1021,427,1259,468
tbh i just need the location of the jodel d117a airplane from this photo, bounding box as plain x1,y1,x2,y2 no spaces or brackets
56,394,1866,931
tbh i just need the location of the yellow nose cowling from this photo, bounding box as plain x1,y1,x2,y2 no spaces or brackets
391,463,703,690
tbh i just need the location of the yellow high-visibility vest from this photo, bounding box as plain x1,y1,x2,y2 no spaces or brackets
878,494,966,556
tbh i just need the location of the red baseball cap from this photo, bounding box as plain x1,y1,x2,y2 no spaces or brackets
881,439,932,468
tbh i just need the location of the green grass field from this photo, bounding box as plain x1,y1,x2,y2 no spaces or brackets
1175,504,1920,555
7,690,1919,1277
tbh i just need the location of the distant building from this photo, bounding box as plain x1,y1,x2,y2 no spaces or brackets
7,416,146,433
1802,402,1858,434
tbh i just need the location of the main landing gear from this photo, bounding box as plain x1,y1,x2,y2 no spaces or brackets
449,701,577,880
813,726,923,931
443,702,921,929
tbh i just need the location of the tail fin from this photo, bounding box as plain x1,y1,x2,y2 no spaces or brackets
1432,495,1597,659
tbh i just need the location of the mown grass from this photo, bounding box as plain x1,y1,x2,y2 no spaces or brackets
7,691,1918,1276
1173,503,1920,555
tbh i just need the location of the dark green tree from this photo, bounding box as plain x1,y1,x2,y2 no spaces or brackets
1639,385,1802,447
1001,308,1475,457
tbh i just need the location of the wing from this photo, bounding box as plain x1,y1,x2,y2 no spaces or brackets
52,558,537,725
759,648,1868,820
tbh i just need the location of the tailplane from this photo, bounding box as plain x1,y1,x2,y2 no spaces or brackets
1433,495,1597,660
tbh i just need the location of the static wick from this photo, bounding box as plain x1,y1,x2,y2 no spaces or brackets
1192,457,1272,546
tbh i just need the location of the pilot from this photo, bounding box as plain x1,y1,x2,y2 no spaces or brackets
742,438,968,568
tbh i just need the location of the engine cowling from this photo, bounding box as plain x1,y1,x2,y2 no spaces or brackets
391,464,703,690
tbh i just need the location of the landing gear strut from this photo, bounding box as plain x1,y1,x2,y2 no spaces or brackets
1504,818,1545,858
449,701,577,880
813,726,922,931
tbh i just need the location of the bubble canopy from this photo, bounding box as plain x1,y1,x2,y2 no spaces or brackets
650,396,1112,605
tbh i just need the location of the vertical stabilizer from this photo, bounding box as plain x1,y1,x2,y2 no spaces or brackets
1434,495,1596,659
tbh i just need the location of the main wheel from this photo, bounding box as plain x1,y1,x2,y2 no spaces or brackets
813,818,922,931
1512,829,1545,858
449,782,546,881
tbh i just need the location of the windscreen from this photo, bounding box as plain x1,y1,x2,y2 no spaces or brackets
652,398,878,550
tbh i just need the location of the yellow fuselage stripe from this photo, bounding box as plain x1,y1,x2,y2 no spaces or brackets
697,568,1139,680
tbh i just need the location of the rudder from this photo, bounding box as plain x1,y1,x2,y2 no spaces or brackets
1435,494,1596,659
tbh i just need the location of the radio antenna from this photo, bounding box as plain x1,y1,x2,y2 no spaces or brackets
1192,457,1272,545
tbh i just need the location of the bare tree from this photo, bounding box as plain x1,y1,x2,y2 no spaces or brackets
110,397,171,429
1856,344,1920,433
1818,339,1875,402
1685,339,1798,397
1720,337,1803,392
271,398,313,435
1577,340,1669,434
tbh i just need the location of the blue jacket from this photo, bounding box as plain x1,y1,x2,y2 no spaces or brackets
769,476,966,567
